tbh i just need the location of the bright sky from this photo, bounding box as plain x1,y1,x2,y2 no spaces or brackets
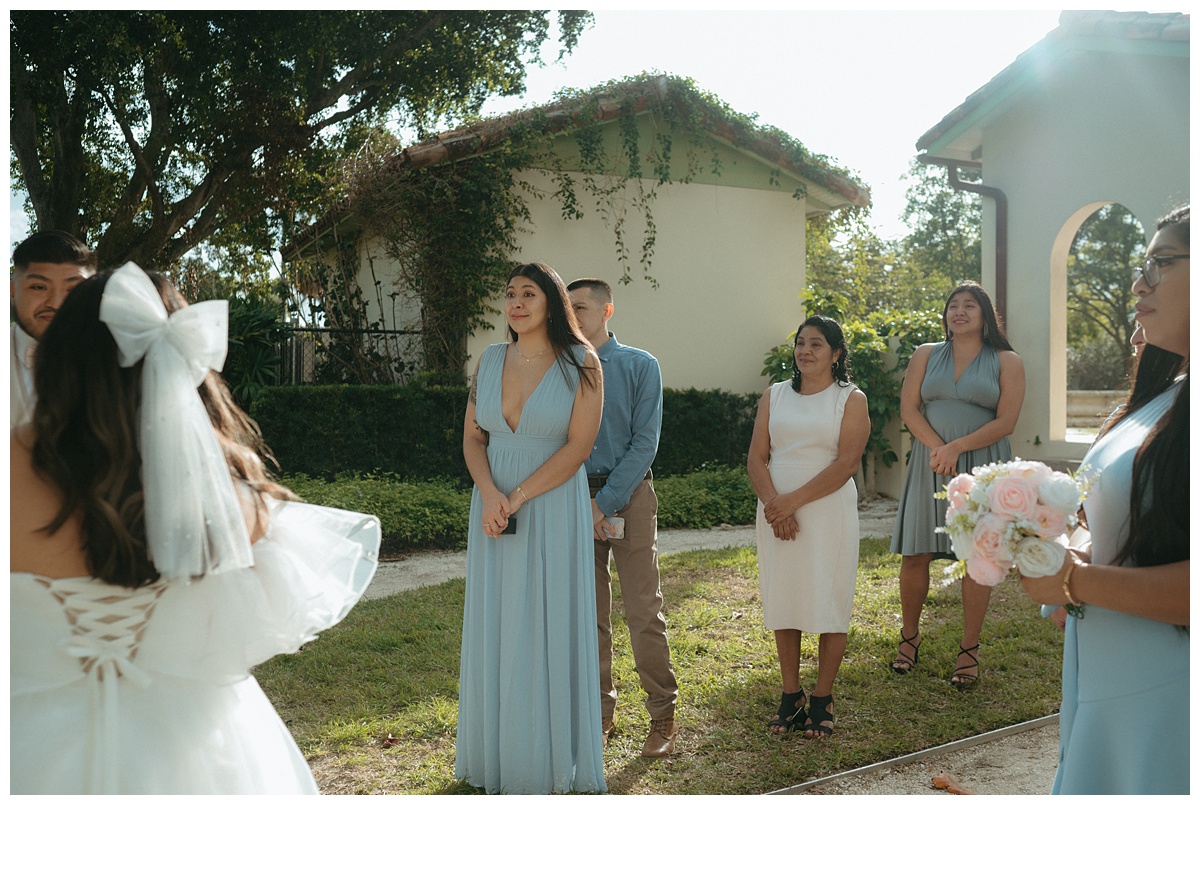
6,8,1066,251
478,7,1067,241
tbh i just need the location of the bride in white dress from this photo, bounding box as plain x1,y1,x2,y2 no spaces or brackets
10,263,380,794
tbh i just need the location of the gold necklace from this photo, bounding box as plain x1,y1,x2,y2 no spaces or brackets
514,342,549,361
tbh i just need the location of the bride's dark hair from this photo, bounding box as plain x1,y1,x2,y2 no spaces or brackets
31,270,294,587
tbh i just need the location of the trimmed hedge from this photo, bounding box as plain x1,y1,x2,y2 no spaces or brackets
285,466,759,554
252,384,471,483
252,384,760,482
655,388,759,476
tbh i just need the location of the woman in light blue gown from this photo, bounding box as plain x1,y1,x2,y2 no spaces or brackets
456,262,607,794
1021,205,1189,794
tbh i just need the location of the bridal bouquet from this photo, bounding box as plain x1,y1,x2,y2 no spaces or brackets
936,459,1089,588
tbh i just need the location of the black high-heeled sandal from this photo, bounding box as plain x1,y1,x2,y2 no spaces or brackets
950,643,980,690
768,689,807,733
804,694,834,738
890,630,921,674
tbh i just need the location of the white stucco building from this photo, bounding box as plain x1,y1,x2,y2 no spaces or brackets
289,75,869,394
913,10,1189,471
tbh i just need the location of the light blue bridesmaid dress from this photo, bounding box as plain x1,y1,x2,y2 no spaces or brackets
1051,377,1189,794
455,342,607,794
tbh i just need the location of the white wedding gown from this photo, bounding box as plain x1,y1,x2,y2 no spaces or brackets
10,500,380,794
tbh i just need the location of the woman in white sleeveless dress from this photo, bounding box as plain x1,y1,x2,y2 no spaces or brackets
748,316,870,738
10,264,379,794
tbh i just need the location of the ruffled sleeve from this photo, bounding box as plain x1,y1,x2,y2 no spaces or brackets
135,500,381,683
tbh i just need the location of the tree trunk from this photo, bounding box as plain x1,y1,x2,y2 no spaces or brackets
860,452,877,499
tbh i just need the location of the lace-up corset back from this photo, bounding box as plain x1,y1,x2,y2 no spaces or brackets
11,499,382,795
50,580,167,679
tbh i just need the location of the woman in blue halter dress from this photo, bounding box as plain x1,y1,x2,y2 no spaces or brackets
1020,205,1190,794
456,262,607,794
889,282,1025,687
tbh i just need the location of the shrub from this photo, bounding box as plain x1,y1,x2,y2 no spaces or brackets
1067,337,1132,390
252,384,471,482
222,295,288,409
284,473,472,556
650,466,757,529
656,388,759,475
281,466,759,553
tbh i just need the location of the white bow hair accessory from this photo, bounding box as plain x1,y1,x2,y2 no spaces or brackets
98,262,253,580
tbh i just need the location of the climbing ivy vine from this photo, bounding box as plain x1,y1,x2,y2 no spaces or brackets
293,74,863,382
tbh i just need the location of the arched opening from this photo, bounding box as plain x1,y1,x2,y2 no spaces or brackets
1049,202,1146,443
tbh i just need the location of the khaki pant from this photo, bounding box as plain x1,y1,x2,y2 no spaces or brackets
594,479,678,721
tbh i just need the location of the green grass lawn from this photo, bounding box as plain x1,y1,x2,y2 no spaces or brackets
254,538,1063,794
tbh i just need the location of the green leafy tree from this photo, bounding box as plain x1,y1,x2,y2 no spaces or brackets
10,9,592,267
1067,204,1145,353
900,157,982,289
1063,204,1145,390
803,210,949,317
173,257,290,407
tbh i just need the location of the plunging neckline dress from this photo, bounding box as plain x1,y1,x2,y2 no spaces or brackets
455,343,606,794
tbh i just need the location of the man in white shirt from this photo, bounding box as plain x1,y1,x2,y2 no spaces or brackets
10,230,96,427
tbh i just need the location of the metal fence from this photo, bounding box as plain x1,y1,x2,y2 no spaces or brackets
277,326,424,386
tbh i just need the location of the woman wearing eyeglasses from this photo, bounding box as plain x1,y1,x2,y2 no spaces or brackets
1019,204,1189,794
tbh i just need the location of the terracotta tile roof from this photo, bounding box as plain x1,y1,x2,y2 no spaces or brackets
916,10,1190,153
290,75,869,253
397,75,869,206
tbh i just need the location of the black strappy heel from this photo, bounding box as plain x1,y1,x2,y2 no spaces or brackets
890,630,921,674
950,643,980,690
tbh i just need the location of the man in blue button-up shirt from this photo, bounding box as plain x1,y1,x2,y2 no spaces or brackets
568,278,678,758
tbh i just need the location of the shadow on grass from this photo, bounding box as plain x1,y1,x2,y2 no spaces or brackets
255,539,1063,795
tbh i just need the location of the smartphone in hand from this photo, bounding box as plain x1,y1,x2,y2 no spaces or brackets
500,517,517,535
604,517,625,540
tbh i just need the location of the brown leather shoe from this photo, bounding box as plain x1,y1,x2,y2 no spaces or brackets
602,718,614,747
640,718,677,758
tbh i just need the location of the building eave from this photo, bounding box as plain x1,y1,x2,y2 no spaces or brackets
916,10,1190,161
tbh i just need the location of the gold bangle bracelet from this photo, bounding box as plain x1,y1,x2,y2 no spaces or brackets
1061,561,1080,606
516,485,530,503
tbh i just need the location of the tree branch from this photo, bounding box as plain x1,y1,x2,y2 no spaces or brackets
8,56,52,225
303,11,446,118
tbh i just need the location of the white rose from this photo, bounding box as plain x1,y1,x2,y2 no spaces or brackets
947,525,974,560
1013,536,1067,578
968,481,992,508
1038,473,1082,515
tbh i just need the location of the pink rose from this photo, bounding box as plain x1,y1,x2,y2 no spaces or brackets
945,473,976,512
1031,504,1068,539
987,473,1040,521
966,556,1010,586
967,512,1014,585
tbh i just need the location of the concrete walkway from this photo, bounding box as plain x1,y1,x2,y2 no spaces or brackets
364,497,898,599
